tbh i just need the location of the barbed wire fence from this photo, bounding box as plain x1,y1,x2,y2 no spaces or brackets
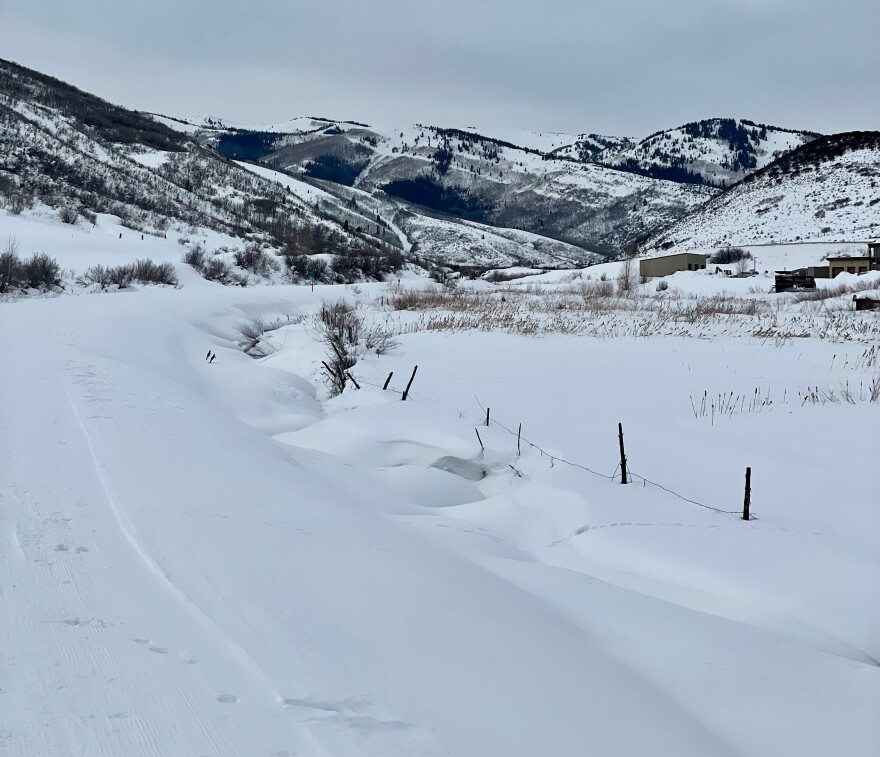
354,371,754,520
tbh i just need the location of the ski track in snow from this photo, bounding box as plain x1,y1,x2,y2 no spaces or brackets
1,265,879,756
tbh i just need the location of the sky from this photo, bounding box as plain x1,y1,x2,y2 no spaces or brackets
1,0,878,138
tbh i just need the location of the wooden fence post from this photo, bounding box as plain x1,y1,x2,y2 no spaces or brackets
401,365,418,401
345,372,361,390
517,423,522,456
618,422,628,484
475,428,484,450
742,467,751,521
485,408,490,427
382,372,393,390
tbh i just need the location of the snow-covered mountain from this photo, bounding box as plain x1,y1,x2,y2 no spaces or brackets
549,133,636,162
0,59,358,250
0,59,598,271
640,131,880,253
597,118,820,187
200,119,713,256
3,59,869,271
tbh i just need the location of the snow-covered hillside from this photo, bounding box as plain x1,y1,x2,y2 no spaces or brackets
2,208,879,753
0,60,601,274
208,119,713,256
642,131,880,252
550,133,636,162
599,118,820,187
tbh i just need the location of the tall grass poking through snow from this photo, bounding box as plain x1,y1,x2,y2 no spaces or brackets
381,284,880,342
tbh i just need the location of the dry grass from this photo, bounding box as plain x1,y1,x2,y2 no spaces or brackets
380,284,880,342
791,278,877,303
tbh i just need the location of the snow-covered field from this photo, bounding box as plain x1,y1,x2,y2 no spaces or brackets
2,219,879,755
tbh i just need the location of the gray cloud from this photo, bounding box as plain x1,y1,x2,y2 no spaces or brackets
1,0,877,137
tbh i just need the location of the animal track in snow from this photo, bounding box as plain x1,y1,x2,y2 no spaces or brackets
216,693,240,704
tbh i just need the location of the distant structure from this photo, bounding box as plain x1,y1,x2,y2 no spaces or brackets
853,295,880,311
639,252,708,278
826,242,880,277
773,270,817,293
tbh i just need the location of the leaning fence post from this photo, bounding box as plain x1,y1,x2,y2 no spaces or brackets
742,467,751,520
485,407,490,427
401,365,418,401
618,422,628,484
517,423,522,456
383,372,393,390
345,372,361,390
475,428,484,450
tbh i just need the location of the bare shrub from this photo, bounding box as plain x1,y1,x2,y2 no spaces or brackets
656,280,669,292
182,244,206,270
735,256,753,275
130,259,178,285
58,207,79,225
80,265,115,289
580,280,615,299
389,286,450,310
22,253,62,290
316,301,363,395
364,324,400,355
484,269,536,283
710,247,752,264
617,254,638,296
107,264,133,288
234,246,280,276
0,235,23,293
9,190,30,215
203,258,235,284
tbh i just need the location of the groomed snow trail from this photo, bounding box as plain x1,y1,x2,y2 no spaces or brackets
1,278,878,756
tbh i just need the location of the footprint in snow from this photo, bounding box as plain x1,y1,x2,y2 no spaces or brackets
217,693,240,704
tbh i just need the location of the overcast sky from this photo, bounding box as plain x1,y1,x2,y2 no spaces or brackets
1,0,877,138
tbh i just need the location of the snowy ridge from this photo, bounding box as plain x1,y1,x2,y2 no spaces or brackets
210,119,712,256
642,131,880,252
599,118,820,187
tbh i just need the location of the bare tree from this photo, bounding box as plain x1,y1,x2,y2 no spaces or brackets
617,253,638,296
0,234,21,293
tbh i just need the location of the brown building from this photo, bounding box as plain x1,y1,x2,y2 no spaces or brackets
639,252,708,278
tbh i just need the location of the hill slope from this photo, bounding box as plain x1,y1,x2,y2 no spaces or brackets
640,131,880,252
4,60,587,273
594,118,820,187
197,119,714,256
